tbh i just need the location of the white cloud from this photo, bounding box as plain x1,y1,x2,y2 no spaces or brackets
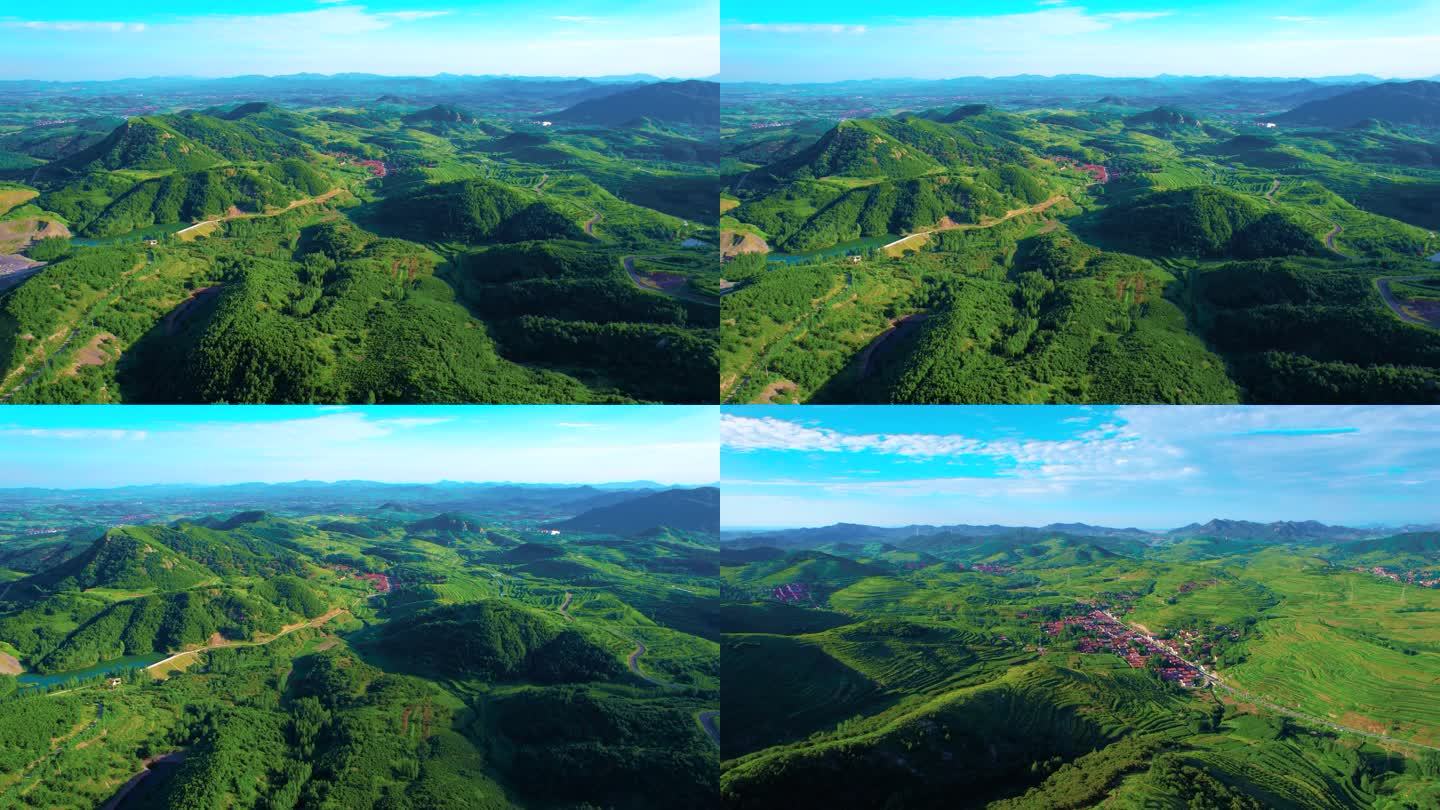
0,428,147,440
377,11,451,22
8,21,146,33
1095,11,1174,23
553,15,602,24
733,23,868,34
1273,15,1320,23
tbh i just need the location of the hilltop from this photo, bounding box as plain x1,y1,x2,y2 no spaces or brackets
550,486,721,535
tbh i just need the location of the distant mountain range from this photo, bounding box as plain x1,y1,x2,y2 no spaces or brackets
549,486,720,536
1274,80,1440,127
551,79,718,127
721,518,1435,549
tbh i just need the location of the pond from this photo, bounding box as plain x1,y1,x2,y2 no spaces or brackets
18,652,167,689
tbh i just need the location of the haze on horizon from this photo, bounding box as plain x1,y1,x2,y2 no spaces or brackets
0,0,719,81
0,406,719,489
721,406,1440,529
722,0,1440,83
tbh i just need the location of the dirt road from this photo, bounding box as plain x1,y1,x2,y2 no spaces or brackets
144,607,346,674
584,212,601,236
558,591,574,621
174,188,343,239
882,194,1068,253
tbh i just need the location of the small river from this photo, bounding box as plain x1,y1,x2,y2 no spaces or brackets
767,234,899,264
17,653,166,689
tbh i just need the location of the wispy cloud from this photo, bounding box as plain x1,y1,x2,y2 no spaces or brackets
732,23,868,34
0,427,147,440
5,20,147,32
1273,15,1320,23
1095,11,1173,23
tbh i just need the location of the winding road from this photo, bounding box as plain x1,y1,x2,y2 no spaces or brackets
697,711,720,748
144,607,346,675
1324,224,1346,257
583,212,600,236
174,187,343,240
558,591,574,621
623,256,718,307
1375,276,1440,329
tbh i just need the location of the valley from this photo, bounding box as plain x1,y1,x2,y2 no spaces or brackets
0,481,721,809
719,519,1440,809
720,77,1440,404
0,75,720,404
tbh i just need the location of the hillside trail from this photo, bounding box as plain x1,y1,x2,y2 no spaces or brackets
1119,614,1440,753
722,275,848,402
558,591,574,621
3,702,104,798
174,187,343,238
584,212,601,236
1375,276,1440,329
882,194,1068,252
1264,178,1279,201
0,253,151,400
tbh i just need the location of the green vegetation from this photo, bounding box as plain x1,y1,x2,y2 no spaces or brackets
0,481,720,808
1,82,718,403
722,93,1440,403
721,525,1440,808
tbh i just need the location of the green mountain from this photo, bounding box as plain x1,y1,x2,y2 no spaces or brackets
24,526,215,592
1275,80,1440,128
1102,186,1322,258
380,178,587,243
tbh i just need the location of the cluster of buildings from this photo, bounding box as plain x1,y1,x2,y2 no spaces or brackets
1353,566,1440,588
357,572,392,593
958,562,1014,575
772,583,810,603
1042,608,1207,687
330,153,388,178
1046,155,1111,184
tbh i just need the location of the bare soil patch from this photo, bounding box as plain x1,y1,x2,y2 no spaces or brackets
64,332,117,376
721,229,769,259
751,379,798,404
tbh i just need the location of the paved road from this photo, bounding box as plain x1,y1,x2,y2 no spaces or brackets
175,188,343,239
584,212,600,236
1324,224,1346,257
1375,276,1440,329
1264,178,1279,201
558,591,574,621
697,711,720,747
623,256,718,307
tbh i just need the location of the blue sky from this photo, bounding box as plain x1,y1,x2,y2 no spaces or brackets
722,0,1440,82
722,406,1440,529
0,406,718,488
0,1,717,80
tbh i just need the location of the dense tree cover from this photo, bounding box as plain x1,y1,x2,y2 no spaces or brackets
28,528,216,593
380,178,585,243
1102,187,1321,259
81,165,325,237
1195,259,1440,402
495,687,716,808
0,247,139,376
869,250,1237,404
0,692,88,773
378,600,622,682
24,235,71,262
